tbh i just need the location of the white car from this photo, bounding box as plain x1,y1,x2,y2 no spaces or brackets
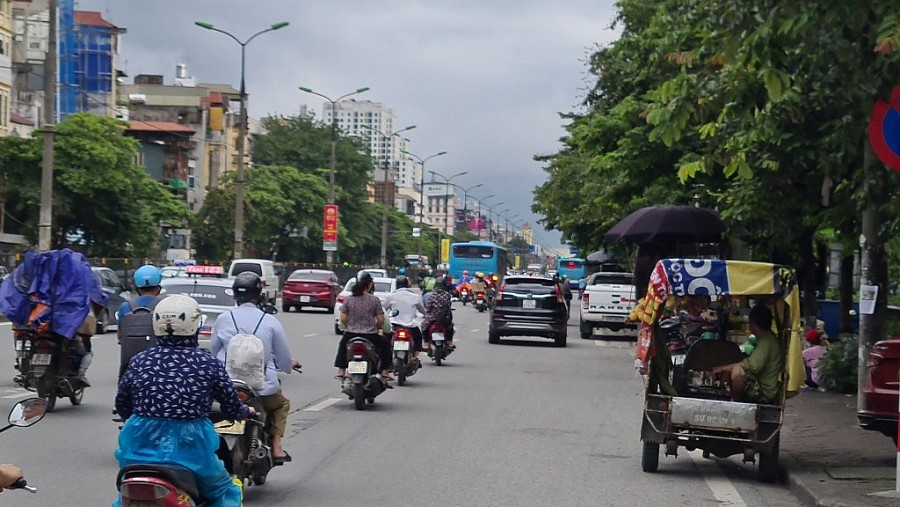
332,276,397,335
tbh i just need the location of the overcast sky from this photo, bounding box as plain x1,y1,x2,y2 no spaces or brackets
78,0,620,249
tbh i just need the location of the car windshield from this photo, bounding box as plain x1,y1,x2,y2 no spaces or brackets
374,282,392,293
504,279,556,294
289,271,330,281
160,268,187,278
163,283,233,306
591,274,633,286
231,263,262,276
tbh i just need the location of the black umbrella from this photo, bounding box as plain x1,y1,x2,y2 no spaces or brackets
603,205,725,245
585,250,616,264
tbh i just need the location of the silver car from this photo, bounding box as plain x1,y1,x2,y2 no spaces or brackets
160,277,235,348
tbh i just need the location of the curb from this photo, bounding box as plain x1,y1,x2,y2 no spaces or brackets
783,457,899,507
783,458,828,507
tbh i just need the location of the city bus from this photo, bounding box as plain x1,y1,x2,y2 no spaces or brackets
557,257,587,288
448,241,508,282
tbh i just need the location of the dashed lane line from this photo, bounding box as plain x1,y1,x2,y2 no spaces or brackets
304,397,342,412
687,450,747,506
2,390,34,400
303,333,318,338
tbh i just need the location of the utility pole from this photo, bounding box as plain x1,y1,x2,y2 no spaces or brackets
38,0,57,251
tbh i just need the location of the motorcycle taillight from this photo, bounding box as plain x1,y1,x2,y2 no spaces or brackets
350,343,367,356
237,390,251,402
395,329,410,341
35,340,52,353
120,481,171,501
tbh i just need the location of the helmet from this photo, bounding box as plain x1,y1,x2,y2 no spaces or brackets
476,272,484,279
233,272,263,303
398,268,407,275
443,276,455,290
396,275,410,289
356,270,373,287
133,265,162,288
463,270,469,276
152,294,202,337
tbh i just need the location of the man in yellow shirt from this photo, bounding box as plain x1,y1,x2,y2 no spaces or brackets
712,304,784,403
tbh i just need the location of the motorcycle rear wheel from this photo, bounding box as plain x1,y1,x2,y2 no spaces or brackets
353,384,366,410
36,374,57,412
69,387,84,406
251,472,267,486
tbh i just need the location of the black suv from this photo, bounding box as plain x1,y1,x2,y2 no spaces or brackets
488,275,568,347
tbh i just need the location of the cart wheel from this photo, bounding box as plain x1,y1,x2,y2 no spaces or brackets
641,441,659,473
758,435,780,483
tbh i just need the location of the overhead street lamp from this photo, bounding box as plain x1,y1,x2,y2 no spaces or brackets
499,208,511,243
402,149,447,259
429,170,468,266
361,124,417,267
459,183,483,233
485,201,504,242
298,85,370,264
195,20,289,259
473,192,495,241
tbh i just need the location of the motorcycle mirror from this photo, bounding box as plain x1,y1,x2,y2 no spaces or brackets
6,398,48,428
261,304,278,315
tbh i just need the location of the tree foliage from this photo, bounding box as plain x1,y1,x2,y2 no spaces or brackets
0,113,190,256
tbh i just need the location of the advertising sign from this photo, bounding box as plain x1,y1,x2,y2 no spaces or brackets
322,205,339,252
441,238,450,263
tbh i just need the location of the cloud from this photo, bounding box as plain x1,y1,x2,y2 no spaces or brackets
82,0,619,247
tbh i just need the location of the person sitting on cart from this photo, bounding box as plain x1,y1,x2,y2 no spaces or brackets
711,304,783,403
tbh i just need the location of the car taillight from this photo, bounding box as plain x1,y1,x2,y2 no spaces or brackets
120,482,171,501
350,343,367,356
582,293,589,309
867,353,883,368
395,329,410,341
555,285,564,304
35,340,52,353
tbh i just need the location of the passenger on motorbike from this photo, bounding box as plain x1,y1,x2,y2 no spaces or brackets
421,276,455,352
470,272,487,296
211,272,300,464
113,295,252,507
382,275,426,357
334,270,393,383
458,270,472,286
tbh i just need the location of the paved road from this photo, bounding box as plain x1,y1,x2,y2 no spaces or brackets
0,303,803,506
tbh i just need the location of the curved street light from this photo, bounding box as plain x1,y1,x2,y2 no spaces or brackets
473,192,495,241
361,124,417,266
195,20,290,258
402,150,447,259
459,183,483,232
429,170,468,236
297,85,370,264
485,201,504,242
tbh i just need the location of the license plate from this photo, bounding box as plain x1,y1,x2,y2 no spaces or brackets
300,296,311,303
432,332,444,342
31,354,51,366
522,299,536,309
348,361,368,374
393,341,410,351
213,419,246,435
673,354,685,366
14,341,22,351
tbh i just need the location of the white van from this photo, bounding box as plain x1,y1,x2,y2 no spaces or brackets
227,259,281,304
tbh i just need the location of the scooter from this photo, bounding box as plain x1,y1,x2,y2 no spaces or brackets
340,337,388,410
459,289,471,306
117,465,205,506
391,325,421,386
427,322,454,366
17,331,87,411
473,292,488,312
212,381,273,488
1,398,48,496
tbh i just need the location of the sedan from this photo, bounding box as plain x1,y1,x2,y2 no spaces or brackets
858,338,900,444
160,277,236,348
332,277,397,335
488,275,568,347
92,267,132,334
282,269,341,313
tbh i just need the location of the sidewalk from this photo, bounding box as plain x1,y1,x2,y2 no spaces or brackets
782,389,900,506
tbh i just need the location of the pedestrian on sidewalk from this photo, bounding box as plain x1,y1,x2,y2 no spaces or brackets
802,329,827,390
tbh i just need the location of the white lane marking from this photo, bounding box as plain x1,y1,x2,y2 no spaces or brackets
687,450,747,506
470,329,480,333
303,333,318,338
2,391,34,400
304,397,342,412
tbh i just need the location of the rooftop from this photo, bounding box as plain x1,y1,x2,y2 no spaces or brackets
126,121,196,135
74,11,124,31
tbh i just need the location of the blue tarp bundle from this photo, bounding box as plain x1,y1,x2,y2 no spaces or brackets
0,249,107,340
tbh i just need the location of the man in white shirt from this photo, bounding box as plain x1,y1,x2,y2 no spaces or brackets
382,275,426,355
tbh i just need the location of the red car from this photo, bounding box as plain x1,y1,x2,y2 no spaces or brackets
858,338,900,444
282,269,341,312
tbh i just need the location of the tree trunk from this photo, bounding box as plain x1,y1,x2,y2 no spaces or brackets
797,227,818,327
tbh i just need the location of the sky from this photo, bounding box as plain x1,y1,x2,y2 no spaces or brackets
77,0,621,249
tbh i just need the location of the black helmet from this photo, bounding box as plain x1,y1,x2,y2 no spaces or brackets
395,275,410,289
434,275,447,289
356,270,373,287
233,272,263,303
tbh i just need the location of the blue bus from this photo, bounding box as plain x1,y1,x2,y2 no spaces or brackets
557,257,587,288
448,241,508,282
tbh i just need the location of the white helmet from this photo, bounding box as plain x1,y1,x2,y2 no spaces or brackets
152,295,202,337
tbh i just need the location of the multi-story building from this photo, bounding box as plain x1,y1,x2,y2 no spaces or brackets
0,0,12,137
424,183,457,236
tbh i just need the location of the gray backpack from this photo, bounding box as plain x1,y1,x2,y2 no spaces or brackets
118,295,165,379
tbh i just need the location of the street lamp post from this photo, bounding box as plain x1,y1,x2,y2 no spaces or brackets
486,201,504,242
195,20,289,259
298,85,370,265
402,150,447,260
429,171,468,236
459,183,483,234
499,208,511,243
474,193,495,241
361,124,417,267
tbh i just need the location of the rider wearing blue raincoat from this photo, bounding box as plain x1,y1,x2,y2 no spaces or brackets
113,295,251,507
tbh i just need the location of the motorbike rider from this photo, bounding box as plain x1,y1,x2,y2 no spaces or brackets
334,270,393,383
421,275,455,353
420,268,437,294
114,295,252,507
382,275,426,358
470,272,487,298
211,272,299,464
458,270,473,286
116,265,162,324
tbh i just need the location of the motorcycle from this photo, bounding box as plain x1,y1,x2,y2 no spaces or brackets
17,331,87,411
0,398,48,496
473,292,488,312
391,325,420,386
211,379,276,488
117,464,205,506
459,289,471,306
427,322,454,366
340,337,388,410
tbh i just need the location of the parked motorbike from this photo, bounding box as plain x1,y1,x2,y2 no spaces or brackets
391,325,420,386
473,292,488,312
0,398,48,496
17,331,87,411
427,322,454,366
340,337,388,410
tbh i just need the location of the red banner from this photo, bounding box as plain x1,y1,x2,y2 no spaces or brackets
322,205,339,252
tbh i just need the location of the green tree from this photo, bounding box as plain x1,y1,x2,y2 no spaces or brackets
0,113,189,255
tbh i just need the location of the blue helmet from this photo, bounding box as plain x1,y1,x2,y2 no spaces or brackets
133,265,162,288
398,268,407,275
